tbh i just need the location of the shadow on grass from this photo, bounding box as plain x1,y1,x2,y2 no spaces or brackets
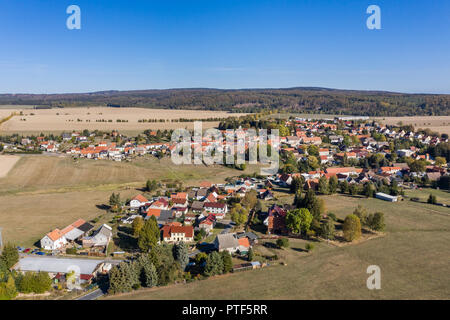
263,242,279,249
272,187,292,194
118,225,133,235
291,247,308,253
249,223,267,234
113,231,137,251
96,204,111,211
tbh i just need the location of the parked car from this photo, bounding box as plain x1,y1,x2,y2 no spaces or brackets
24,248,31,253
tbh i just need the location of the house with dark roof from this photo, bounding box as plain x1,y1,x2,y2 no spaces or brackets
214,233,239,253
82,224,113,248
191,201,205,213
204,202,228,217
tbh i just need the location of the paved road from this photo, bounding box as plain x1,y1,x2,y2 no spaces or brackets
76,288,105,300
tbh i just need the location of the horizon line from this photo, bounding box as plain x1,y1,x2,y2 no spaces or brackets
1,86,449,96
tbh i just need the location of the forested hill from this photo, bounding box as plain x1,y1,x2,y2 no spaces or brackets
1,87,449,116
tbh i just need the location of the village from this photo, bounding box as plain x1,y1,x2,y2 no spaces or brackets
1,115,449,299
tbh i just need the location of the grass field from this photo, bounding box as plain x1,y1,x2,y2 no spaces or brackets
106,193,450,300
0,155,260,246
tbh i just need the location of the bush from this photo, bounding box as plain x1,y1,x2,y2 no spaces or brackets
320,219,335,240
427,194,437,204
353,205,368,226
66,247,77,255
305,243,315,252
367,212,386,231
306,230,316,238
327,213,337,221
343,214,362,242
17,272,52,294
276,238,290,249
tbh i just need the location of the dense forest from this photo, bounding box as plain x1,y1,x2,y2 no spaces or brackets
1,87,449,116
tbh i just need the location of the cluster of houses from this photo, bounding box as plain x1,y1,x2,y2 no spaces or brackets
40,219,113,254
66,141,171,161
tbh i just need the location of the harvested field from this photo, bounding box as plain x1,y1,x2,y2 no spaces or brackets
0,155,20,178
375,116,450,135
0,155,260,245
0,107,246,134
0,155,259,195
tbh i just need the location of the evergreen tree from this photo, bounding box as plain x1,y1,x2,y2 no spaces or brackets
367,212,386,231
340,180,349,193
329,175,338,194
138,216,160,252
143,261,158,287
204,251,224,277
132,216,144,237
108,262,133,294
220,251,233,274
0,275,17,300
109,193,121,212
247,248,254,261
318,176,329,195
0,243,19,269
173,242,189,271
320,219,335,240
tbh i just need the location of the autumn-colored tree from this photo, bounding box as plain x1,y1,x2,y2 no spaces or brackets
343,214,362,242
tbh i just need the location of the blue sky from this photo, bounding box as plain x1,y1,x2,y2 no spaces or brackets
0,0,449,94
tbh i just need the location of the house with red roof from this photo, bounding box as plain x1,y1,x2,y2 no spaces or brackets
161,224,194,243
40,219,93,250
40,229,67,251
237,237,251,253
204,202,228,217
150,198,169,210
199,215,215,233
130,194,149,208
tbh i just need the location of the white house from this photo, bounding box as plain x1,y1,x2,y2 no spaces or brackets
203,202,228,216
130,194,149,209
161,224,194,243
40,229,67,251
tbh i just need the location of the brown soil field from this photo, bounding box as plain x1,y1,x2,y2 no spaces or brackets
0,155,20,178
0,107,246,134
375,116,450,135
